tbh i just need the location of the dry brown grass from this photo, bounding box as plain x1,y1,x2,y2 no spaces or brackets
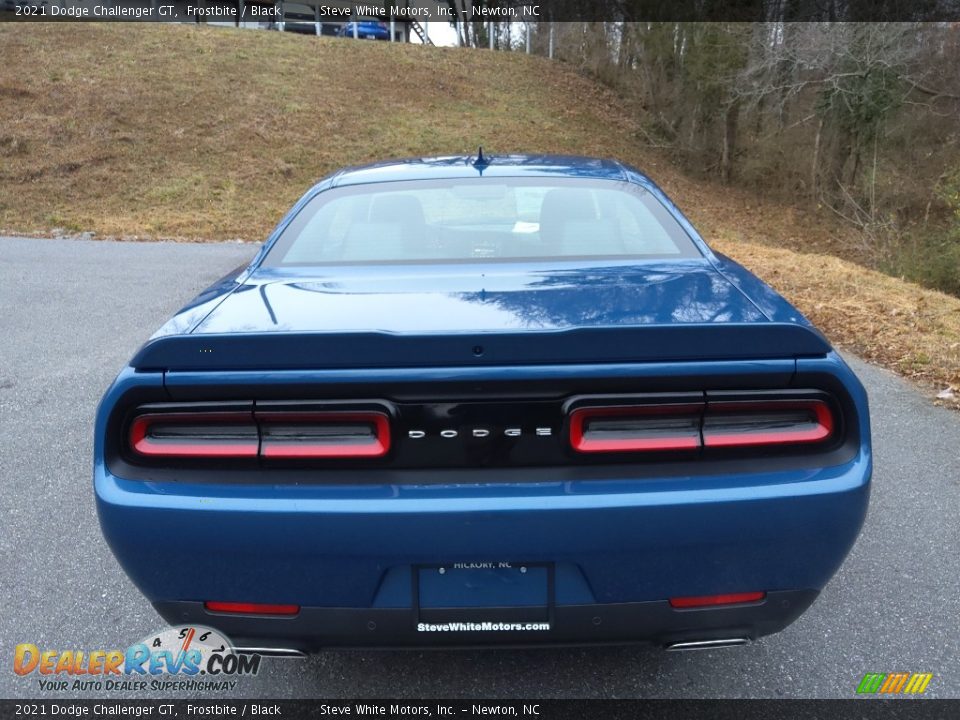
711,239,960,408
0,23,650,238
1,23,957,405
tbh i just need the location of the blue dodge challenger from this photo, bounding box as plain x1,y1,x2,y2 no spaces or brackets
95,154,871,653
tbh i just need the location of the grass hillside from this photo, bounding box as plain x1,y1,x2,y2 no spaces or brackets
1,23,958,405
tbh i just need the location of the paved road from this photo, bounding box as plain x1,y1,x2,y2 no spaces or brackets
1,236,957,699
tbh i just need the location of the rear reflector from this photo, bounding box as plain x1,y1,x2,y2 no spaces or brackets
204,601,300,616
129,413,259,458
569,397,835,454
669,592,766,609
569,404,703,453
258,411,390,459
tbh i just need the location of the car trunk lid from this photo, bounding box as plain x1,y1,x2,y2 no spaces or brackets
131,262,830,371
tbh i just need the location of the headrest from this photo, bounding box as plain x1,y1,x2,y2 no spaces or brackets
369,194,426,227
539,188,597,246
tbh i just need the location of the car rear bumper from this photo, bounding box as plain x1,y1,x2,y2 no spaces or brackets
95,450,869,649
154,590,819,652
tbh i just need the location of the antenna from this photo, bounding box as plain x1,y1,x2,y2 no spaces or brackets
473,146,488,167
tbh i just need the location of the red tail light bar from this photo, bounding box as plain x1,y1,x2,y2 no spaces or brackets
570,397,835,454
204,601,300,616
129,410,391,460
127,393,836,462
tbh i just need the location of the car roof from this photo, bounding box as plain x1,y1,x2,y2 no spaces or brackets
329,154,633,187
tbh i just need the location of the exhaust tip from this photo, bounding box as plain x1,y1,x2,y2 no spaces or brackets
666,638,750,651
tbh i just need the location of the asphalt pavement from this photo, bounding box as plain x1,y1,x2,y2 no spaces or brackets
1,236,957,699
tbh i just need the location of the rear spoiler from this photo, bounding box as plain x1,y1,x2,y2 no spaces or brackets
130,324,832,371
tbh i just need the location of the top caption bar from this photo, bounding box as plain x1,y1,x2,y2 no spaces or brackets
4,0,960,23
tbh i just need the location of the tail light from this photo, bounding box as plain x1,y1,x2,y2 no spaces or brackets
570,404,703,453
702,400,833,448
129,413,259,458
127,406,391,461
125,392,838,466
258,412,390,459
568,396,835,454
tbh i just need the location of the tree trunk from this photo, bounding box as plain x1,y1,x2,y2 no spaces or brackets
453,0,467,46
828,130,852,201
811,117,823,200
721,100,740,183
688,101,700,150
847,142,862,190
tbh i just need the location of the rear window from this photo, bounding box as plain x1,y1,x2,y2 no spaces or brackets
263,177,701,266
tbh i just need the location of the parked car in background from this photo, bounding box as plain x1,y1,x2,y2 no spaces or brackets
94,154,871,654
338,20,390,40
273,2,318,35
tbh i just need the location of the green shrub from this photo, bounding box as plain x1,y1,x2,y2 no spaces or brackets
883,228,960,297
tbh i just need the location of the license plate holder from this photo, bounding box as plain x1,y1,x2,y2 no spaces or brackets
414,562,554,625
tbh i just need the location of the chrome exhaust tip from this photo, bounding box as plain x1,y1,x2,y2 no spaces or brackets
666,638,750,651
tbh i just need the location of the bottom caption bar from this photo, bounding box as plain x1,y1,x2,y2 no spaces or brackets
2,700,958,720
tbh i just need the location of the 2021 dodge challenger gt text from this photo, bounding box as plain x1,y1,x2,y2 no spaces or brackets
94,154,871,653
